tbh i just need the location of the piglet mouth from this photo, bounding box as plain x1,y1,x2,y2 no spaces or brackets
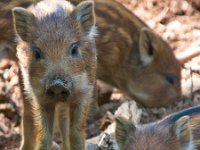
46,79,72,102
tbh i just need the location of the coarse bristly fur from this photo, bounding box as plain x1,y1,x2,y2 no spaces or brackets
115,105,200,150
12,0,96,149
68,0,181,107
1,0,180,108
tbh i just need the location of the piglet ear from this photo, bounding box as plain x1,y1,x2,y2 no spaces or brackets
73,0,96,38
174,116,195,149
115,117,136,149
12,7,35,42
139,28,157,66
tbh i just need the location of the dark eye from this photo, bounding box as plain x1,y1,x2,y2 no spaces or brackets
69,42,81,58
165,74,177,85
32,46,42,60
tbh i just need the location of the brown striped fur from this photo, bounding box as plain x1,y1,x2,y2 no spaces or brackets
115,108,200,150
0,0,181,107
12,0,96,149
190,115,200,149
94,0,181,107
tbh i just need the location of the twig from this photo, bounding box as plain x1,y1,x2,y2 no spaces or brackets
189,65,194,100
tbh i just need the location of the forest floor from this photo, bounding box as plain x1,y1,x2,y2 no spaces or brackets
0,0,200,149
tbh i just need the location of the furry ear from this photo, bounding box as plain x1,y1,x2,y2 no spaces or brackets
12,7,35,42
73,0,96,37
139,27,157,66
174,116,195,150
115,117,136,149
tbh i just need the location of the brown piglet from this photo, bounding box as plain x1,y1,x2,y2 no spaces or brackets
68,0,181,107
115,105,200,150
12,0,96,149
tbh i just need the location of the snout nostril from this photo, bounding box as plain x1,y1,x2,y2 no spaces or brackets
61,90,70,97
61,90,69,95
46,84,70,100
46,79,72,101
47,90,54,96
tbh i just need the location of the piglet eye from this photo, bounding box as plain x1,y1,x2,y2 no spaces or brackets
69,42,81,58
32,46,42,60
165,74,177,85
